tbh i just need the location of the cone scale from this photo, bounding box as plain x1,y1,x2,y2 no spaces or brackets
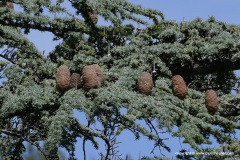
70,73,81,89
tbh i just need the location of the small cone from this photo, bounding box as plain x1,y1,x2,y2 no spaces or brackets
70,73,81,89
56,65,70,93
0,2,14,11
171,75,187,99
205,89,218,114
137,72,153,95
7,2,14,11
82,64,104,90
88,10,98,24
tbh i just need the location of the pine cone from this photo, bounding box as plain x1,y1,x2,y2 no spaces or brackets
56,65,70,93
0,2,14,11
82,64,104,90
7,2,14,11
137,72,153,95
70,73,81,89
205,89,219,114
88,11,98,24
171,75,187,99
92,64,105,86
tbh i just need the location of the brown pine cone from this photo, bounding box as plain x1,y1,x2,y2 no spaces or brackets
171,75,187,99
0,2,14,11
82,64,104,90
92,64,105,86
56,65,70,93
88,10,98,24
205,89,219,114
70,73,81,89
137,72,153,95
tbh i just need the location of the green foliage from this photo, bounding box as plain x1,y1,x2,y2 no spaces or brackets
0,1,240,160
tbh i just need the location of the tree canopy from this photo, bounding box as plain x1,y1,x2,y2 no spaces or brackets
0,0,240,159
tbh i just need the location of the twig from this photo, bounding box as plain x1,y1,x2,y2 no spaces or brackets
23,139,48,160
0,48,16,64
144,118,168,156
83,120,91,160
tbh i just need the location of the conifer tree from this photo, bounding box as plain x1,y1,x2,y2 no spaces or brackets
0,0,240,159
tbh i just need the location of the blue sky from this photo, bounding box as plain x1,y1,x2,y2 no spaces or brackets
130,0,240,24
12,0,240,159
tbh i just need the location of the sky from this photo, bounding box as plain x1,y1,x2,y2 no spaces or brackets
9,0,240,159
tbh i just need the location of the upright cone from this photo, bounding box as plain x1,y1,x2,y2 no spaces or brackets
70,73,81,89
137,72,153,95
171,75,187,99
92,64,105,86
56,65,70,93
88,10,98,24
0,2,14,11
205,89,219,114
82,64,104,90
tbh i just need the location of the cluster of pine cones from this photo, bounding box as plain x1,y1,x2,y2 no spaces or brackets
137,72,219,114
56,65,218,114
171,75,218,114
56,64,105,93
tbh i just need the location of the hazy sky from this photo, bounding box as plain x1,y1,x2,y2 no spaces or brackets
15,0,240,159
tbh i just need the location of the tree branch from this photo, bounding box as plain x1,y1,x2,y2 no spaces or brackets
83,120,91,160
0,129,21,137
0,12,88,37
0,48,16,64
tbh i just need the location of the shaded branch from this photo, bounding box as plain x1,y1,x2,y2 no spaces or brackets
0,48,16,64
0,129,21,137
171,58,240,76
191,59,240,75
220,104,240,117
